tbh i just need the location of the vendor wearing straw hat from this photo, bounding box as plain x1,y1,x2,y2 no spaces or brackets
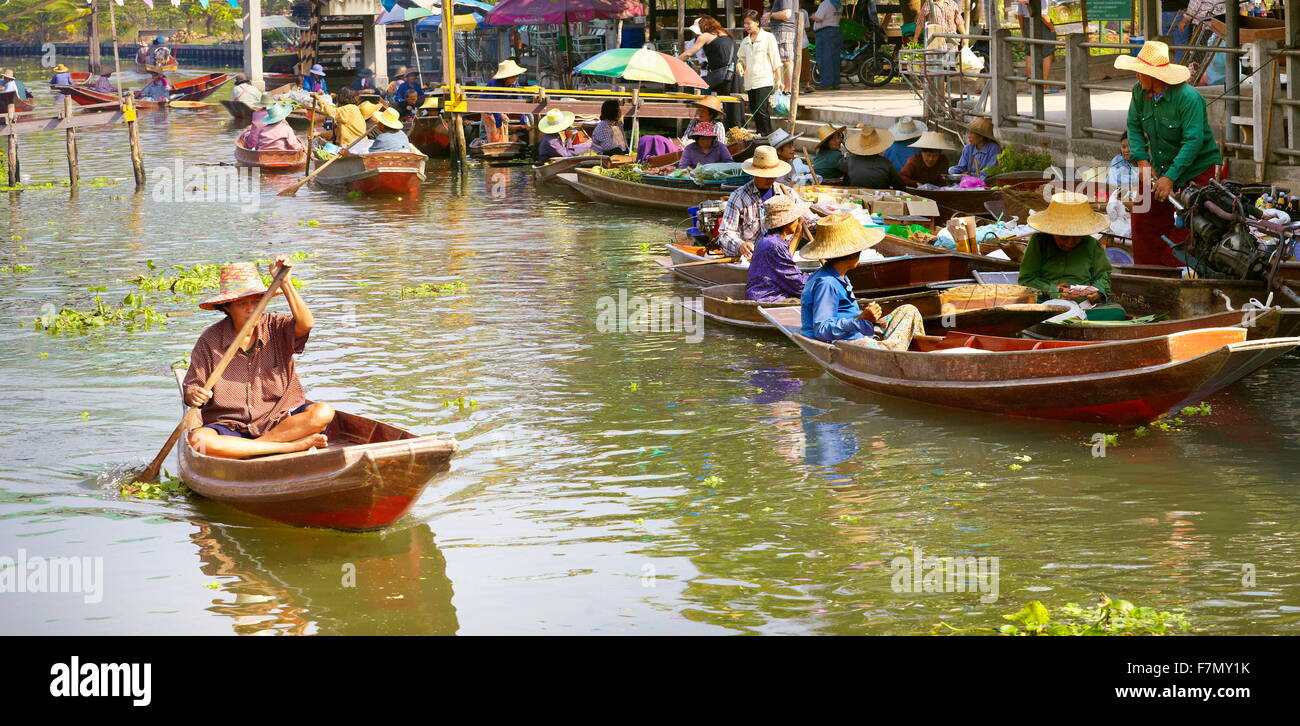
48,63,73,100
482,58,533,137
949,117,1000,178
182,256,335,460
811,123,847,182
767,128,813,186
839,126,906,190
883,116,927,172
899,130,956,187
717,145,820,259
240,103,305,152
746,195,813,302
678,122,734,169
689,95,728,142
799,213,925,348
1117,39,1222,267
536,109,590,163
1018,192,1125,320
368,107,412,152
313,87,368,147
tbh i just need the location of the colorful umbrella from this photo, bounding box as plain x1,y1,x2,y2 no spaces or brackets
485,0,643,25
575,48,707,88
414,1,496,29
378,0,437,24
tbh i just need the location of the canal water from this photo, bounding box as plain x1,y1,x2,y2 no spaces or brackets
2,59,1299,635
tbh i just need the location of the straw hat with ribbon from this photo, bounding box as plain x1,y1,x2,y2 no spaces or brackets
53,64,70,74
358,100,382,119
693,95,724,116
688,121,719,139
888,116,926,141
741,145,792,178
373,107,403,130
1027,192,1110,237
538,108,575,134
200,263,281,311
263,103,293,125
763,195,811,230
968,117,995,141
815,123,848,150
800,213,886,260
494,59,528,80
844,126,893,156
1114,40,1190,85
252,92,276,109
909,130,958,151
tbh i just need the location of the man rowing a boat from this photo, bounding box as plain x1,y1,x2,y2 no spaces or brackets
716,145,819,259
183,257,334,459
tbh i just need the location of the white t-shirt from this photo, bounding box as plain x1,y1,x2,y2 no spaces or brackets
1,79,17,94
738,30,783,91
813,1,842,31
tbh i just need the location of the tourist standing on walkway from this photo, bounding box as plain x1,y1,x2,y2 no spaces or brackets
1017,1,1058,87
764,0,799,96
812,0,844,90
1118,40,1221,267
737,10,784,136
679,14,742,129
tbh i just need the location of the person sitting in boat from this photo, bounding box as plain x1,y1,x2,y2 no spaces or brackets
800,213,926,349
313,87,368,148
481,59,533,141
810,124,846,184
367,108,413,153
688,96,727,143
949,117,1001,179
49,64,73,102
1018,192,1126,321
0,69,17,110
1108,135,1139,192
240,103,304,152
590,99,628,156
135,42,151,67
139,71,171,102
839,126,906,190
883,117,927,172
183,257,335,460
302,64,328,94
351,68,379,93
230,74,261,108
717,145,819,259
768,129,813,186
395,89,423,122
92,71,116,94
536,109,590,163
392,70,422,105
150,36,173,67
746,195,811,302
899,131,955,187
678,123,734,169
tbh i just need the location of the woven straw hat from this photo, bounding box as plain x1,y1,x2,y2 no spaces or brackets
909,130,957,151
844,126,893,156
763,195,811,230
373,106,403,130
815,123,847,150
53,64,70,73
358,100,382,119
538,108,575,134
888,116,927,141
200,263,281,311
494,59,528,80
1027,192,1110,236
1114,40,1190,85
741,145,792,178
252,91,276,109
968,117,995,141
800,213,885,260
693,95,724,115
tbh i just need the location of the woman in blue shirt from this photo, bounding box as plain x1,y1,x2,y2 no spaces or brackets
949,117,1002,178
302,64,328,94
799,213,925,349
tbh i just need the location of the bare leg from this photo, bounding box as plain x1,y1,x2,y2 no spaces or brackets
1043,54,1053,83
188,426,328,460
257,402,335,443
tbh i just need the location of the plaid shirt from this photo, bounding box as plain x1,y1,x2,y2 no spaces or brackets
716,180,818,256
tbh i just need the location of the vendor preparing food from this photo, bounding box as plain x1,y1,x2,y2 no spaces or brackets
1017,192,1126,321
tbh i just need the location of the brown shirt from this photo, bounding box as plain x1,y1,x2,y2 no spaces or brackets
899,152,947,187
183,313,310,436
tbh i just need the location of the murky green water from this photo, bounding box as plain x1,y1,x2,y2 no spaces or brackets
2,58,1299,635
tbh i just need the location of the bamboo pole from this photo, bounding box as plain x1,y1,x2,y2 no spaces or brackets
64,95,79,187
107,1,145,188
5,104,18,186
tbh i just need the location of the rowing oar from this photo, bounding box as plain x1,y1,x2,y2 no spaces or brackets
168,100,212,108
134,265,292,483
668,256,739,268
278,120,380,197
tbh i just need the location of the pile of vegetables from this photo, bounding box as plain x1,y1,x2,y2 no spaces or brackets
725,127,756,143
598,164,643,182
981,143,1052,179
693,162,744,182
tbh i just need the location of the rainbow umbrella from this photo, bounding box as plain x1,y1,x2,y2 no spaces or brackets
575,48,707,88
377,0,437,24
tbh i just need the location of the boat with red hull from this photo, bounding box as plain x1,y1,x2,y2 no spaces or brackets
312,149,427,196
234,138,307,171
59,72,234,110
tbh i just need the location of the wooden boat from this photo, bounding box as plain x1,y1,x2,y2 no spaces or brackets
560,169,728,212
408,114,452,157
470,138,527,161
759,306,1300,425
1025,306,1300,342
906,185,1003,223
62,72,234,110
172,372,458,531
312,148,428,196
689,284,800,330
220,99,318,130
234,138,307,171
656,242,749,286
531,155,608,184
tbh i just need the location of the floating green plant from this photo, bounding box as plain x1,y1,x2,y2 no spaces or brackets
935,595,1191,636
399,281,468,298
119,475,190,501
442,396,479,410
4,263,33,274
33,293,168,335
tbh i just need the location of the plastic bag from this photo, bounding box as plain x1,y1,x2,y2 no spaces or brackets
959,46,985,74
1106,194,1130,238
771,91,790,116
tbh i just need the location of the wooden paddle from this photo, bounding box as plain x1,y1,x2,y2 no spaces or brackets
135,265,292,483
668,256,740,269
168,100,211,108
278,119,380,197
801,149,820,186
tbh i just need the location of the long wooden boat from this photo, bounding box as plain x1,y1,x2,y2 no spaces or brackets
656,242,749,286
560,169,727,212
408,114,452,157
759,306,1300,425
62,72,234,110
531,155,608,183
234,138,307,171
470,138,526,161
312,149,428,196
1025,306,1300,342
906,185,1002,223
220,99,318,130
172,372,458,531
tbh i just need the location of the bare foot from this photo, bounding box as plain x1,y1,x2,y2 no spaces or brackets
284,433,328,453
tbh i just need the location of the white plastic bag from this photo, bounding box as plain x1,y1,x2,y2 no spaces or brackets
959,46,985,74
1106,194,1131,238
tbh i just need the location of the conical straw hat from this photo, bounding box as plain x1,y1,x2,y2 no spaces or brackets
1027,192,1110,236
494,59,528,80
799,213,885,260
909,130,957,151
1114,40,1190,85
815,123,847,149
844,126,893,156
741,145,792,178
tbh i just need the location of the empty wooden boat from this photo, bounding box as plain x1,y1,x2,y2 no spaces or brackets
689,284,800,330
759,306,1300,425
312,149,427,196
655,242,750,286
62,72,234,110
1025,306,1300,342
234,138,307,171
171,373,458,531
531,155,609,183
469,138,526,161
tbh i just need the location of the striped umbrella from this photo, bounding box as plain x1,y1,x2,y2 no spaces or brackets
574,48,707,88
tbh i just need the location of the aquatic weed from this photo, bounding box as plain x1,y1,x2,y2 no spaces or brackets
398,281,468,298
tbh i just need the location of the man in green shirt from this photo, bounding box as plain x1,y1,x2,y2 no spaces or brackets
1018,192,1126,321
1117,40,1222,266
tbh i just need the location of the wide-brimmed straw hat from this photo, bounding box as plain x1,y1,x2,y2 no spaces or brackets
800,213,885,260
766,128,804,149
309,64,326,76
1027,192,1110,237
693,95,724,115
688,121,718,138
538,108,575,134
1,68,14,80
844,126,893,156
815,123,848,150
1114,40,1190,85
968,117,995,141
358,100,382,119
763,195,811,230
199,263,281,311
741,145,792,178
53,64,70,73
888,116,926,140
909,130,957,151
494,59,528,80
263,103,293,125
373,106,403,130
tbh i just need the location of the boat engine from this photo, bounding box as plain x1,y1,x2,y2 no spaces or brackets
1177,180,1289,281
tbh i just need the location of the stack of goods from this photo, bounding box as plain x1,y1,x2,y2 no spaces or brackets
725,127,757,144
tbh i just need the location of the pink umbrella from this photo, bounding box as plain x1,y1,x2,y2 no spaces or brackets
486,0,645,25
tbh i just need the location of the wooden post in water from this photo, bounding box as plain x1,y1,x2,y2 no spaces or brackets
88,0,102,74
305,102,316,176
64,95,79,187
5,104,18,186
108,0,145,188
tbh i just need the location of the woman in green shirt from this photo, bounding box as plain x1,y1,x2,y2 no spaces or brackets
810,123,846,183
1018,192,1126,321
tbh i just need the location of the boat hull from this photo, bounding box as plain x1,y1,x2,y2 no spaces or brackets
62,73,234,110
1026,306,1300,341
235,139,307,171
532,156,607,183
313,151,427,196
563,168,727,212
